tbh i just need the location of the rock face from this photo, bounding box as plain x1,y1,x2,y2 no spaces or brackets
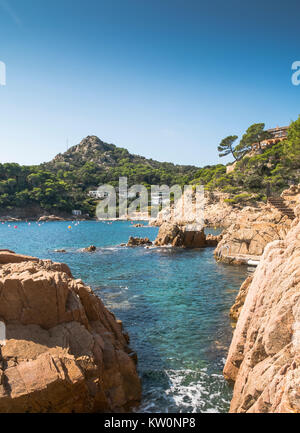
215,208,292,263
229,276,253,322
154,223,219,248
224,213,300,413
205,233,222,247
281,184,300,202
0,252,141,413
154,223,206,248
150,190,266,229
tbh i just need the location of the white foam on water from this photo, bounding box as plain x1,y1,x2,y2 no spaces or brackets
104,299,132,311
139,368,230,413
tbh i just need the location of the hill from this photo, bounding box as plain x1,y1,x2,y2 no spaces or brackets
0,116,299,217
0,136,200,216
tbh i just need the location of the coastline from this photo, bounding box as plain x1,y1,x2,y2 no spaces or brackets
0,185,299,413
0,219,244,413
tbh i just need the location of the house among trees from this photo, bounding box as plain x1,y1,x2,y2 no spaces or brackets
251,126,289,151
224,124,289,174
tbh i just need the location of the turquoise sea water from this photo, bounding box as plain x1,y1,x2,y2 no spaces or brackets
0,220,248,413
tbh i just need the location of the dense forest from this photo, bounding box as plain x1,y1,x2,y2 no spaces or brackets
0,136,199,215
0,116,299,215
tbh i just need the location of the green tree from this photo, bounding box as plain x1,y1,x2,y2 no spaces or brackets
235,123,271,159
218,135,238,160
284,115,300,165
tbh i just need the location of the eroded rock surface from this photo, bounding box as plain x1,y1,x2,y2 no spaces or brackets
215,209,292,263
229,276,253,322
0,252,141,413
224,213,300,413
126,237,152,247
154,223,206,248
154,223,221,248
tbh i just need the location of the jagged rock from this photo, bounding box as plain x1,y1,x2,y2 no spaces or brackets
281,184,300,197
0,251,39,265
0,253,141,412
215,212,292,263
224,217,300,413
229,276,253,321
154,223,183,246
154,223,207,248
126,237,152,247
205,233,222,246
83,245,97,252
154,223,221,248
38,215,65,222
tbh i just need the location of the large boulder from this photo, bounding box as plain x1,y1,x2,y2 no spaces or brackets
0,252,141,413
224,217,300,413
126,237,152,247
154,223,207,248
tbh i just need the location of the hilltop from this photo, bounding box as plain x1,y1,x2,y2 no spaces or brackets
0,116,299,218
47,135,197,174
0,136,200,217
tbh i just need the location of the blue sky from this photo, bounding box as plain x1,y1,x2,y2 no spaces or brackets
0,0,299,166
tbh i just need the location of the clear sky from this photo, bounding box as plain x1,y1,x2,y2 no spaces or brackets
0,0,299,167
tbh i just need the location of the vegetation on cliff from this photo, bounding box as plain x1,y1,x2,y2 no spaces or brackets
192,116,300,204
0,117,299,215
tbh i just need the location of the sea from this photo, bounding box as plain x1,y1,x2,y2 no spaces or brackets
0,220,249,413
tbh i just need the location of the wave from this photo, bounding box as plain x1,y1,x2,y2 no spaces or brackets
137,368,231,413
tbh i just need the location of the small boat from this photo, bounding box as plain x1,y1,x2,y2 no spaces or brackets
247,259,260,266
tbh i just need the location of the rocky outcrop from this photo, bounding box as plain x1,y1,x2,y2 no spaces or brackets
154,223,220,248
205,233,222,247
281,184,300,201
83,245,97,252
224,212,300,413
38,215,65,222
229,276,253,322
126,237,152,247
0,252,141,413
215,206,292,263
154,223,205,248
150,190,266,229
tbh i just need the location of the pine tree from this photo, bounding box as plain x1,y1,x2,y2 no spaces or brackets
218,135,238,160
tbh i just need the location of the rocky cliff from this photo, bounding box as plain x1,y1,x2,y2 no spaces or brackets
224,209,300,412
150,190,266,229
0,252,141,413
214,206,292,264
